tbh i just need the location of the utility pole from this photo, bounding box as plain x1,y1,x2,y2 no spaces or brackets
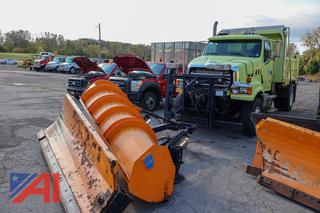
98,23,102,63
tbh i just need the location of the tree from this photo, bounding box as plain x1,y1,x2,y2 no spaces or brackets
35,32,65,53
299,27,320,74
3,30,32,52
288,43,297,55
302,27,320,61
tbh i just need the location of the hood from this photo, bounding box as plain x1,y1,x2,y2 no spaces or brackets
113,54,153,74
48,61,59,65
189,55,260,75
73,57,103,73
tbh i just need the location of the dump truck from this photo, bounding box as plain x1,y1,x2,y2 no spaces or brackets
164,25,299,136
38,80,195,212
246,83,320,211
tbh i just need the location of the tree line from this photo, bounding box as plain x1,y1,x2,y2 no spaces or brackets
0,28,319,74
0,30,151,60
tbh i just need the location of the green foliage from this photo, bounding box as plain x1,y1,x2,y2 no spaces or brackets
299,27,320,75
0,29,151,60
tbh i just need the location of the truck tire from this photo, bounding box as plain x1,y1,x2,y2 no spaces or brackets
141,92,159,111
275,84,294,112
241,97,262,137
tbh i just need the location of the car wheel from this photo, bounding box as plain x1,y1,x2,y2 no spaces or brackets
70,67,76,74
141,92,159,111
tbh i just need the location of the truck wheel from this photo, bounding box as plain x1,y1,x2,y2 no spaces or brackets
141,92,159,111
70,67,76,74
275,85,294,112
241,97,262,137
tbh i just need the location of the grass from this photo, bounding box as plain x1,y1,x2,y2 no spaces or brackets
0,52,35,64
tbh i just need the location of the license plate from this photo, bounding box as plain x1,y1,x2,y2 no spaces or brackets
215,91,224,96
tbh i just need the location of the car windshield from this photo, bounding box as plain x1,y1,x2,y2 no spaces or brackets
53,57,63,63
98,63,115,74
65,57,74,63
148,63,165,75
203,39,262,57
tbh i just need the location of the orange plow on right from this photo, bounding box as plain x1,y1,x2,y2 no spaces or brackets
247,113,320,211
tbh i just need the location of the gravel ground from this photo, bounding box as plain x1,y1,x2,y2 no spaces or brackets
0,65,318,213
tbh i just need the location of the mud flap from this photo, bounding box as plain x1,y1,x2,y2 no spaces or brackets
247,116,320,211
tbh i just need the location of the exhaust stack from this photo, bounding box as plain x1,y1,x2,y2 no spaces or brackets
213,21,218,36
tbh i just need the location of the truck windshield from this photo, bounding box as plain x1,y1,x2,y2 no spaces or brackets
65,57,74,63
99,63,115,74
203,40,262,58
148,63,165,76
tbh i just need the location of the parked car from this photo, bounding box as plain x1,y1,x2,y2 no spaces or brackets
34,55,53,71
45,56,66,72
0,59,17,65
67,62,124,97
58,56,82,74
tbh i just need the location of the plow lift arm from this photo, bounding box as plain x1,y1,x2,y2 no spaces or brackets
37,80,195,213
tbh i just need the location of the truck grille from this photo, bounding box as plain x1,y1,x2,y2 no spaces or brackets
109,79,128,92
190,68,232,89
68,78,84,88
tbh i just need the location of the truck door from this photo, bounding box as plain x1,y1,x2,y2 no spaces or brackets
159,67,168,97
262,40,273,91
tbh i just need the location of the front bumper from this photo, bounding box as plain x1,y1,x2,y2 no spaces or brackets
67,86,85,98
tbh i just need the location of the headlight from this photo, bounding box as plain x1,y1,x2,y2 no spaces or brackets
131,80,142,92
232,87,252,95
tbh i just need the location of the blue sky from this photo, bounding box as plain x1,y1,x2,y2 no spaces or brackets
1,0,319,51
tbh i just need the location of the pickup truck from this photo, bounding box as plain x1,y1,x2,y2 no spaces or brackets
59,56,82,74
67,62,124,97
67,54,182,111
45,56,66,72
108,54,182,111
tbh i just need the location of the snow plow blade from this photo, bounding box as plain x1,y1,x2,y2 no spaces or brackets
246,113,320,211
38,80,194,213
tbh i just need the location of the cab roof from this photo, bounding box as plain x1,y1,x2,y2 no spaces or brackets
208,34,265,41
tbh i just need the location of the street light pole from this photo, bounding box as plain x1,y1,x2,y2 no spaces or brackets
98,23,102,63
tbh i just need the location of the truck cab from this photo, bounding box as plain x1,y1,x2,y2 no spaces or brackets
166,25,299,136
34,54,54,71
148,62,183,97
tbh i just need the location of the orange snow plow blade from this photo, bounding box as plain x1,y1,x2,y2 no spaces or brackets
246,113,320,211
38,80,194,213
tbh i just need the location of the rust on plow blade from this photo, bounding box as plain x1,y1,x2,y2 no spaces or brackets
246,114,320,211
37,80,188,213
38,93,126,213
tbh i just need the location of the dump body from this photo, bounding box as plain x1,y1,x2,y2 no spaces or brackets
151,41,206,72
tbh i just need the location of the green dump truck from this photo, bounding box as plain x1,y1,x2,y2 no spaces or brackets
164,25,299,136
